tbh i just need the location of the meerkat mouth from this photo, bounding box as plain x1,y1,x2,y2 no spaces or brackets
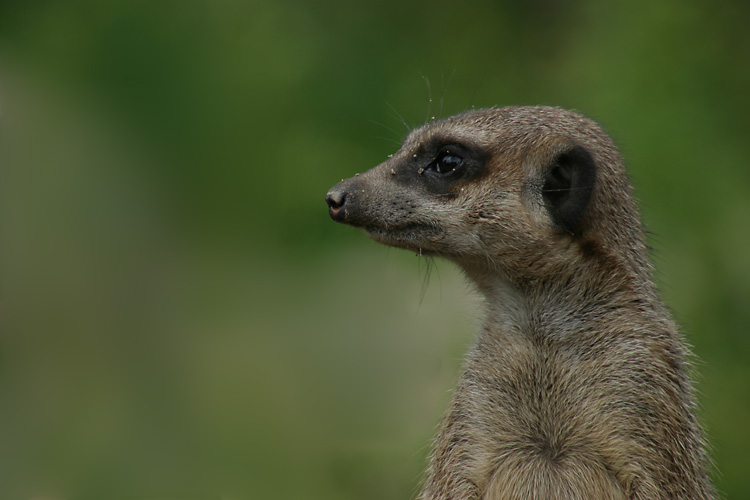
364,223,441,252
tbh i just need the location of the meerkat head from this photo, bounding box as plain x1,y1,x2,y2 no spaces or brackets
326,106,643,281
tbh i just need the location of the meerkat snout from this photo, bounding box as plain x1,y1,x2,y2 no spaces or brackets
325,106,715,500
325,176,382,229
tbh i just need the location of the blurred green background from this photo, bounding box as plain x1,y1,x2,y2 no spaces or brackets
1,0,748,498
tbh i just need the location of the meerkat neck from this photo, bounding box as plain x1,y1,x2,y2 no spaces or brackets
463,256,658,345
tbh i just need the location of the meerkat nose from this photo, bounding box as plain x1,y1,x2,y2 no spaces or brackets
326,187,348,220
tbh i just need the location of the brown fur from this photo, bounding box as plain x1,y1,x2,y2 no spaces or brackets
325,106,715,499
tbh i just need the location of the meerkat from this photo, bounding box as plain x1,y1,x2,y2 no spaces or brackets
325,106,715,500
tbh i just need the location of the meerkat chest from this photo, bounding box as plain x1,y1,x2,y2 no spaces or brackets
459,350,627,499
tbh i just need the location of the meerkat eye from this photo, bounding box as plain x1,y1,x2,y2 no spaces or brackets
429,151,464,174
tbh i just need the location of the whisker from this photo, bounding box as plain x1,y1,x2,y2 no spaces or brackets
420,72,433,126
438,68,456,118
386,101,411,133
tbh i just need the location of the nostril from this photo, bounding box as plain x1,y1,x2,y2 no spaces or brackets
326,187,348,221
326,189,346,209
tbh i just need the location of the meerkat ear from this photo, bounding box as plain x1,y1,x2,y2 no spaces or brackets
542,145,596,234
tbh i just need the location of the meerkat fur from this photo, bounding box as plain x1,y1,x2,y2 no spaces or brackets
326,106,715,500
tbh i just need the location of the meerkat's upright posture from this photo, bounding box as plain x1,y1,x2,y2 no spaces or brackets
325,106,715,499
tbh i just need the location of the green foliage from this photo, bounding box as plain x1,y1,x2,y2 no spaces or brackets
1,0,748,497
